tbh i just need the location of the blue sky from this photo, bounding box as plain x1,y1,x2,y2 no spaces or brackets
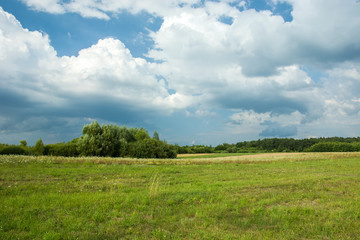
0,0,359,146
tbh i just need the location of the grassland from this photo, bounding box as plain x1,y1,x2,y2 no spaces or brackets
1,152,360,239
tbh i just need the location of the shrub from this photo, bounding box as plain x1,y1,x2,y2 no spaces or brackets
0,146,32,155
134,139,177,158
44,142,79,157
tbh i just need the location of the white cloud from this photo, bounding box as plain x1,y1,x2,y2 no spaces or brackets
0,7,192,123
322,63,360,117
230,110,271,126
186,109,218,118
229,110,303,127
65,1,110,20
20,0,201,19
150,0,360,76
225,109,324,139
0,7,62,105
2,0,360,143
57,38,193,111
21,0,65,14
146,0,360,126
223,60,360,139
18,0,360,76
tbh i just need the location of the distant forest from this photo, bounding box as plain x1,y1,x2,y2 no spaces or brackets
175,137,360,154
0,122,359,158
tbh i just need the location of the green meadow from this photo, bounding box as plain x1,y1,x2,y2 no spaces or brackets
1,153,360,239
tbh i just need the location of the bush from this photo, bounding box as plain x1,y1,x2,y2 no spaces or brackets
0,146,32,155
134,139,177,158
44,142,79,157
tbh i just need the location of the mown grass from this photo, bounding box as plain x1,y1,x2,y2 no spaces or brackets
1,153,360,239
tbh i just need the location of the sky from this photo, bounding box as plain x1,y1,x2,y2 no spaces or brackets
0,0,359,146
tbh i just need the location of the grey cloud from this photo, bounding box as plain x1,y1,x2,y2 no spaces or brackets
216,94,308,115
259,121,297,138
0,88,33,112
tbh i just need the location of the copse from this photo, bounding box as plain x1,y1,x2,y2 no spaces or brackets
76,121,176,158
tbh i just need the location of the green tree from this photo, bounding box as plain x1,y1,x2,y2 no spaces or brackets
44,140,79,157
34,138,44,155
20,140,27,147
134,139,176,158
153,130,160,140
78,121,103,156
127,128,139,142
119,126,136,143
135,128,150,141
101,124,122,157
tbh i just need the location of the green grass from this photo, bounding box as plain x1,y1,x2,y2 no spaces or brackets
1,153,360,239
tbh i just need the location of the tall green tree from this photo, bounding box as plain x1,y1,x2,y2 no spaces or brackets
78,121,103,156
101,124,122,157
153,130,160,140
34,138,44,155
135,127,150,141
119,126,136,143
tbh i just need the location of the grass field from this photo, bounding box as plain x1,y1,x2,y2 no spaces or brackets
1,152,360,239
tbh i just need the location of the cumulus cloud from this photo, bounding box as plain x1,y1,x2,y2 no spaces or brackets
18,0,360,76
0,7,60,108
2,0,360,144
229,110,271,126
228,110,303,138
322,63,360,117
57,38,192,111
20,0,201,19
146,0,360,135
0,7,192,141
149,0,360,76
21,0,65,14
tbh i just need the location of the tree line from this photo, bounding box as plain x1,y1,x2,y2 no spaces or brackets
174,137,360,154
0,124,359,158
0,121,176,158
